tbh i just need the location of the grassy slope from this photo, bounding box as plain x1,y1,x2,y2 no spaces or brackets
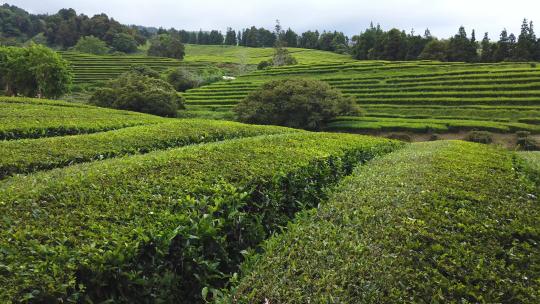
233,140,540,303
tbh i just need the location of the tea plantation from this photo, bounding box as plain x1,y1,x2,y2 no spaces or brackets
183,60,540,134
1,95,539,303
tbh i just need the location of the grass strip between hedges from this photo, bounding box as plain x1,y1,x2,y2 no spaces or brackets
0,132,402,303
232,140,540,303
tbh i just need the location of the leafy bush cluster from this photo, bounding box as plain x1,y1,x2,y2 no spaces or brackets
235,79,361,130
0,133,401,303
231,141,540,303
72,35,109,55
0,120,296,179
257,47,298,70
0,96,166,140
0,44,72,98
165,66,224,92
148,34,185,60
90,72,184,117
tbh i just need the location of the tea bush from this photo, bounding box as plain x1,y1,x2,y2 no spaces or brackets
0,132,402,303
231,141,540,303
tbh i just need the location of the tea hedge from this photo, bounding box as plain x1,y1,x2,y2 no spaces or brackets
0,120,297,179
231,141,540,303
1,97,167,140
0,132,402,303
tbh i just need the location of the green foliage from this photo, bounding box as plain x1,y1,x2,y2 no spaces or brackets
0,44,72,98
419,39,448,61
257,60,271,70
271,47,298,66
73,35,109,55
231,141,540,303
0,132,401,303
464,130,494,144
234,79,360,130
90,72,184,117
148,34,185,59
111,33,138,53
0,96,166,140
128,64,161,78
165,66,224,92
0,120,296,179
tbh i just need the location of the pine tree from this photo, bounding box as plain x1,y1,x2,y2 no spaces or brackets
480,32,493,62
493,29,510,61
224,27,237,45
515,18,532,60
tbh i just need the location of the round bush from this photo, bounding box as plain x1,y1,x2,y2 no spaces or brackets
234,79,360,130
90,73,184,117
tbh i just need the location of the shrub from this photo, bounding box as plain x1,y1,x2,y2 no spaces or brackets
235,79,361,130
73,36,109,55
90,73,184,117
272,47,297,67
165,68,200,92
128,64,161,78
231,141,540,303
464,130,493,144
257,60,271,70
429,133,440,141
148,34,185,60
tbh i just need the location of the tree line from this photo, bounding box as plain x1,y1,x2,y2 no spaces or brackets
353,20,540,62
2,3,540,62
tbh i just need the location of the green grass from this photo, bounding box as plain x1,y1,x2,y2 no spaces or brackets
183,44,353,65
231,140,540,303
0,97,167,140
0,120,297,179
0,132,401,303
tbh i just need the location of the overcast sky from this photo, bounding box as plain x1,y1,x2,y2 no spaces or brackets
4,0,540,39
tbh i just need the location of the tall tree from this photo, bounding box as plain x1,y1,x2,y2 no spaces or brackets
224,27,237,45
283,28,298,47
480,32,493,62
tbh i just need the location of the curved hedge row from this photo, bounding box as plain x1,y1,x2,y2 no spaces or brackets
1,97,167,140
232,141,540,303
0,132,402,303
0,120,297,179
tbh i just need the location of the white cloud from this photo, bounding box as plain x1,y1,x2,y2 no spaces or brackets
4,0,539,39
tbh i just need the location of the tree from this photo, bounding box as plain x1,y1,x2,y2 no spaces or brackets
111,33,138,53
419,39,448,61
73,35,109,54
235,79,360,130
90,72,183,117
224,27,237,45
493,29,511,61
299,30,319,49
383,28,407,60
283,28,298,47
147,34,185,59
514,19,536,61
208,30,224,45
447,26,477,62
0,44,72,98
480,32,494,62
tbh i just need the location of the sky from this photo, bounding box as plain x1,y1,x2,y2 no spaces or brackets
4,0,540,39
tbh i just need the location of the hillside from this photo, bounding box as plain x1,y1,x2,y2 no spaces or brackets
183,59,540,140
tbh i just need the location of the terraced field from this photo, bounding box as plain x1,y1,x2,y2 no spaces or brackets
183,60,540,134
59,45,353,85
1,97,539,303
59,51,208,85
